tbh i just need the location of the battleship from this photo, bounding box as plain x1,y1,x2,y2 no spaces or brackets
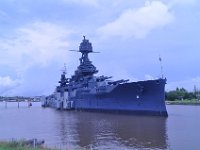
41,36,168,116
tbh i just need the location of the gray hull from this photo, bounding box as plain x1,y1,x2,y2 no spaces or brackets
72,79,167,116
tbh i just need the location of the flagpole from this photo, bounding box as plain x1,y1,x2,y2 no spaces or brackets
159,55,163,79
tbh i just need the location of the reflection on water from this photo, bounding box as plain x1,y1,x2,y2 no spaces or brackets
0,102,168,149
53,111,168,149
73,112,167,149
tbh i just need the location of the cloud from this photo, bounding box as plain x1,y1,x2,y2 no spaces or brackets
168,0,196,7
0,21,77,96
145,74,155,80
97,1,174,39
0,76,22,95
0,21,73,73
61,0,99,7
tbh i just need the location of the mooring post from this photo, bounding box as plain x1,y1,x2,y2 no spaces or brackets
5,100,7,108
33,138,36,148
18,99,19,108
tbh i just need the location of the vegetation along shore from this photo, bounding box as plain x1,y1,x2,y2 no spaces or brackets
165,87,200,105
0,139,51,150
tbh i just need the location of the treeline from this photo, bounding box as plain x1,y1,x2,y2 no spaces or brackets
166,87,200,101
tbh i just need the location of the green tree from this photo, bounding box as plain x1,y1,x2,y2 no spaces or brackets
166,87,196,101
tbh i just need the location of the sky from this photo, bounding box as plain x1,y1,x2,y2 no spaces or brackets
0,0,200,96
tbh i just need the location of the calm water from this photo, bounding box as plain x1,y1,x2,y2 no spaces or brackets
0,102,200,150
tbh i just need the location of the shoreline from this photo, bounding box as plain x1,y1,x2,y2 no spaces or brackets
166,100,200,105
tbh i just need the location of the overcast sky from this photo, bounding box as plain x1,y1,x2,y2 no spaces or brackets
0,0,200,96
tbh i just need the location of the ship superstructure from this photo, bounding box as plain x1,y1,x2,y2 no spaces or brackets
42,37,168,116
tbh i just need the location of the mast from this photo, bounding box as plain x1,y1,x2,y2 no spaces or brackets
71,36,98,81
59,64,68,87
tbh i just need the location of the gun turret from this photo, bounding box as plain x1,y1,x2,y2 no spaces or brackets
97,76,112,82
108,79,129,85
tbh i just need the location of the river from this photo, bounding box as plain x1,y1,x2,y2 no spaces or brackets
0,102,200,150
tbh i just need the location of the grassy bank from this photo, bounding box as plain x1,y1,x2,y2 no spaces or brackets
0,141,51,150
166,99,200,105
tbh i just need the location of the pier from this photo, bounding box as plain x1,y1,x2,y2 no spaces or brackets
0,96,41,108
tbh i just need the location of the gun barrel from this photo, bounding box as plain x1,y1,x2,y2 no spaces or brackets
108,79,129,85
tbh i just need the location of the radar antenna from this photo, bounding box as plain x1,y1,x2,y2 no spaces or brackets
61,63,67,75
69,36,100,53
